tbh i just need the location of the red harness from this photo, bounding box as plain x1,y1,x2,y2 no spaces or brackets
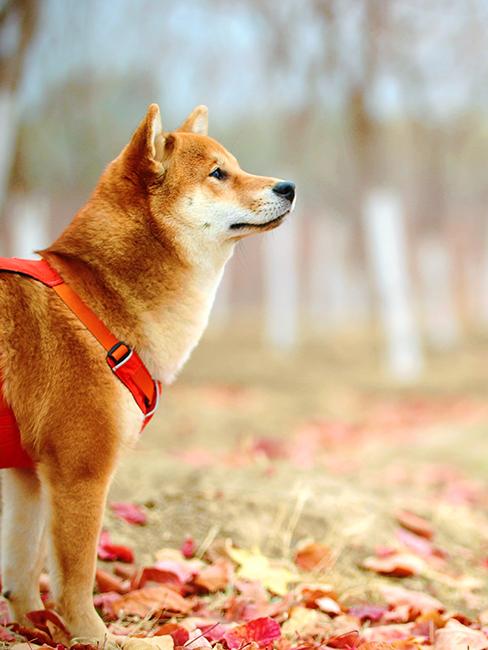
0,257,161,469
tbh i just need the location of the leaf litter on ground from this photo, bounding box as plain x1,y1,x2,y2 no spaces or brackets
4,395,488,649
3,516,488,649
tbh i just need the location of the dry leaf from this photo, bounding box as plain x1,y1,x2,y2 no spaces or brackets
95,568,128,594
380,586,444,614
181,536,197,559
396,510,434,540
326,630,361,648
362,553,425,577
98,530,135,563
111,585,192,617
348,605,386,623
316,596,342,616
434,619,488,650
281,607,321,636
123,636,174,650
223,617,281,649
194,558,232,592
110,502,147,525
362,623,415,641
227,545,298,596
294,541,333,572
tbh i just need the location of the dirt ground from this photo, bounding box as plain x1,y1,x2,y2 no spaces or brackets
107,327,488,615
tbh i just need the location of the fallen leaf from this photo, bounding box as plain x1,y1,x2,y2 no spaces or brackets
326,630,361,648
316,597,342,616
93,591,121,619
380,586,444,614
227,545,298,596
7,623,54,647
434,619,488,650
153,623,189,645
395,510,433,540
181,536,197,559
154,559,197,584
348,605,386,623
185,627,213,649
200,623,227,642
362,624,415,641
359,640,414,650
97,530,134,563
295,541,333,572
0,601,9,625
300,584,338,609
223,617,281,649
281,607,321,637
362,553,425,577
415,610,445,629
111,585,192,618
132,566,184,591
381,605,414,624
95,568,128,594
110,502,147,525
395,529,446,565
0,625,17,642
113,563,137,581
251,437,286,460
194,558,232,593
26,610,70,638
123,636,173,650
235,579,269,603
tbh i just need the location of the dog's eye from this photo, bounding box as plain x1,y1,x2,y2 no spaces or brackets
209,167,226,180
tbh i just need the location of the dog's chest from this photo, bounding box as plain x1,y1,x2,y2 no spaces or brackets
140,272,224,384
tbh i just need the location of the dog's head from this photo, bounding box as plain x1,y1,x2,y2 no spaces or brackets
116,104,295,253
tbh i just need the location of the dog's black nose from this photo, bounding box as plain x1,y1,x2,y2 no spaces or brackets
272,181,296,202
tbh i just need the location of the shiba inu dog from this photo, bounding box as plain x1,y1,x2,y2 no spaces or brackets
0,104,295,644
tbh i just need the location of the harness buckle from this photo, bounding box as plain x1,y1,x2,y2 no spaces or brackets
107,341,133,371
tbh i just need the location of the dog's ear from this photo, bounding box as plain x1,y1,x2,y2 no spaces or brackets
127,103,168,167
177,105,208,135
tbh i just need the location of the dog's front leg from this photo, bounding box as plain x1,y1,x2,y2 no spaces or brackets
1,467,47,623
39,459,114,643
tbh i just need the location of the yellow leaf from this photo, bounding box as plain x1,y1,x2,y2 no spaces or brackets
282,606,321,637
226,544,298,596
123,637,174,650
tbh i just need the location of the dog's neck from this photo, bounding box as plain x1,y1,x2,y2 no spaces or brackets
42,192,234,384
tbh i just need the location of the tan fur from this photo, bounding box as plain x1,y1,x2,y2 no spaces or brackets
0,104,295,644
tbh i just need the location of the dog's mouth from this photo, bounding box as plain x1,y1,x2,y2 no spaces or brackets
230,211,289,232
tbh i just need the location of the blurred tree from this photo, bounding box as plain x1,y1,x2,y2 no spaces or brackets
0,0,39,216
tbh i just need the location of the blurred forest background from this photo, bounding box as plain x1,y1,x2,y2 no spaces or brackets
3,0,488,384
4,0,488,619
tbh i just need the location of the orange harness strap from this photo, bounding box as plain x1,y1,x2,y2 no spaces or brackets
0,258,161,469
51,282,160,414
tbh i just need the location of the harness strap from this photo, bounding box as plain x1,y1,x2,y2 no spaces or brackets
0,258,64,287
52,282,161,425
0,257,161,429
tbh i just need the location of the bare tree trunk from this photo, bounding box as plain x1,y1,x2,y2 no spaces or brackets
263,217,299,350
8,192,50,258
363,190,423,381
417,238,459,349
0,90,19,212
0,0,39,216
307,215,356,330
